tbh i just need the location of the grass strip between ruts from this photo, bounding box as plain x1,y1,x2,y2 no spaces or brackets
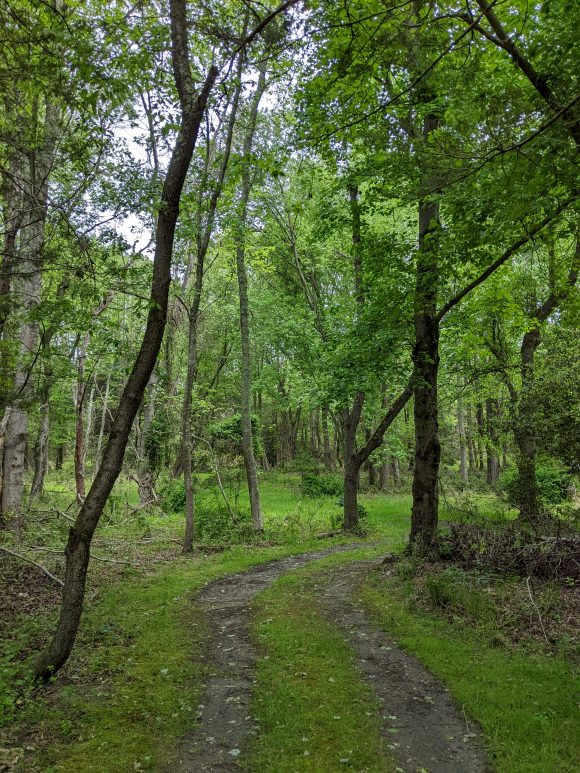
245,547,395,772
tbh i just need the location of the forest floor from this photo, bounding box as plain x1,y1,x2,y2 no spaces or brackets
169,549,488,773
1,473,578,772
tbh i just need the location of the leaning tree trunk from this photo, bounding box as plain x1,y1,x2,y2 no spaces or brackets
409,108,441,554
33,4,218,680
234,62,268,531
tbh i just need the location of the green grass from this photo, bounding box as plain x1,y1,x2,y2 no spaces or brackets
18,540,367,773
6,469,569,771
361,571,579,773
245,547,394,772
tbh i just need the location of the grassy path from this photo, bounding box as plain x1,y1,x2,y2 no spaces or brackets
11,528,576,772
246,550,489,773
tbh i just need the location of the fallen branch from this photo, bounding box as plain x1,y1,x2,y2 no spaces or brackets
27,545,134,566
526,576,550,644
0,545,64,587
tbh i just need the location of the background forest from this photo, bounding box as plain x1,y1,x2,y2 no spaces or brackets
0,0,578,771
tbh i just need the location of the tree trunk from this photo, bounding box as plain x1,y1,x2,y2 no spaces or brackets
342,395,364,530
379,462,389,491
137,373,158,506
82,381,96,471
340,183,366,529
392,457,402,486
322,405,332,470
29,385,50,500
181,57,242,549
466,404,476,472
343,462,360,531
0,148,23,342
409,109,441,554
33,7,217,680
235,62,267,531
515,330,541,518
486,397,500,485
457,395,468,485
476,403,485,470
94,372,111,468
1,99,60,521
74,333,90,504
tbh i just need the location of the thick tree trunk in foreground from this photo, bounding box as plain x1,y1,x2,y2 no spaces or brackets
235,63,267,532
409,110,441,554
34,2,217,680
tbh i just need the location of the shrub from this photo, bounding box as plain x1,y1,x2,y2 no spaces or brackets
330,501,369,530
159,477,186,515
424,566,494,623
207,414,263,458
158,479,252,542
302,473,343,498
498,462,574,509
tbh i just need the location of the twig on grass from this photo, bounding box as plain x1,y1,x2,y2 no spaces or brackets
27,546,135,566
526,575,550,644
0,545,64,587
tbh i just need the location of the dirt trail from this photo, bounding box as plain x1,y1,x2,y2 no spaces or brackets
168,549,491,773
316,561,491,773
166,546,359,772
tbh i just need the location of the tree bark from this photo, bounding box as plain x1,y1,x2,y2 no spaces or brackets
234,60,268,531
29,384,50,500
34,0,218,680
137,373,158,506
321,405,332,470
392,456,402,486
457,395,468,485
1,98,60,520
342,393,364,530
74,333,90,504
409,109,441,554
485,397,500,485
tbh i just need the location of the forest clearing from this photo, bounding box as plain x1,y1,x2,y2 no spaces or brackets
1,0,579,771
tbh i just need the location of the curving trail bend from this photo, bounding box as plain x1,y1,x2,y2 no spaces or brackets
167,548,491,773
